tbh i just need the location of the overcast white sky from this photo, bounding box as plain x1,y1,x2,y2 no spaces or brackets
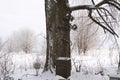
0,0,108,40
0,0,45,40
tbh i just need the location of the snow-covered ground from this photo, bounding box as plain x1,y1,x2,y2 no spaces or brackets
0,49,118,80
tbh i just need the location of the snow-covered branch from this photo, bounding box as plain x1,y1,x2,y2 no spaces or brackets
70,0,120,37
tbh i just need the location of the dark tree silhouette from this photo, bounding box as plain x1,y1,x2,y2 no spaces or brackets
44,0,120,79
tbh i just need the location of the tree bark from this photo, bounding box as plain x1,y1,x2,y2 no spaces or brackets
44,0,56,71
54,0,71,78
44,0,71,78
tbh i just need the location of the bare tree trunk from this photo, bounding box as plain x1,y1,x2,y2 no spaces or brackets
44,0,71,78
44,0,56,71
44,0,120,78
54,0,71,78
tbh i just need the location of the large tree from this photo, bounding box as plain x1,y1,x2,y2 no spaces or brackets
44,0,71,78
44,0,120,79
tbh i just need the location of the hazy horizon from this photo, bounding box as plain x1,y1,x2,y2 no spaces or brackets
0,0,46,40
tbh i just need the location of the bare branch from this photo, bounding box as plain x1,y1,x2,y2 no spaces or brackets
95,9,117,36
70,0,120,37
88,10,119,37
95,0,108,7
108,1,120,10
70,5,95,11
99,8,115,20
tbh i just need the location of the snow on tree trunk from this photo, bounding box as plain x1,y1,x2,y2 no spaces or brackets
44,0,71,79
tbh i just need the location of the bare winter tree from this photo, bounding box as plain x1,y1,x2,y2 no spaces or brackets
44,0,120,79
44,0,71,78
71,16,98,54
0,38,14,53
17,29,36,53
2,38,17,53
0,39,14,79
4,29,37,53
70,0,120,37
0,52,14,80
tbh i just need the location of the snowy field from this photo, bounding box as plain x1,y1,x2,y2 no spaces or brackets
0,49,118,80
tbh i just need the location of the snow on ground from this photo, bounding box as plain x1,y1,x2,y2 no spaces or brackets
40,71,109,80
70,49,119,80
12,52,46,69
71,73,109,80
13,69,43,80
2,49,118,80
11,52,46,80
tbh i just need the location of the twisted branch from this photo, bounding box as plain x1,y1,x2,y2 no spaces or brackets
70,0,120,37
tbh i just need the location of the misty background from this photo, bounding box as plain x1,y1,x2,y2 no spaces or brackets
0,0,45,40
